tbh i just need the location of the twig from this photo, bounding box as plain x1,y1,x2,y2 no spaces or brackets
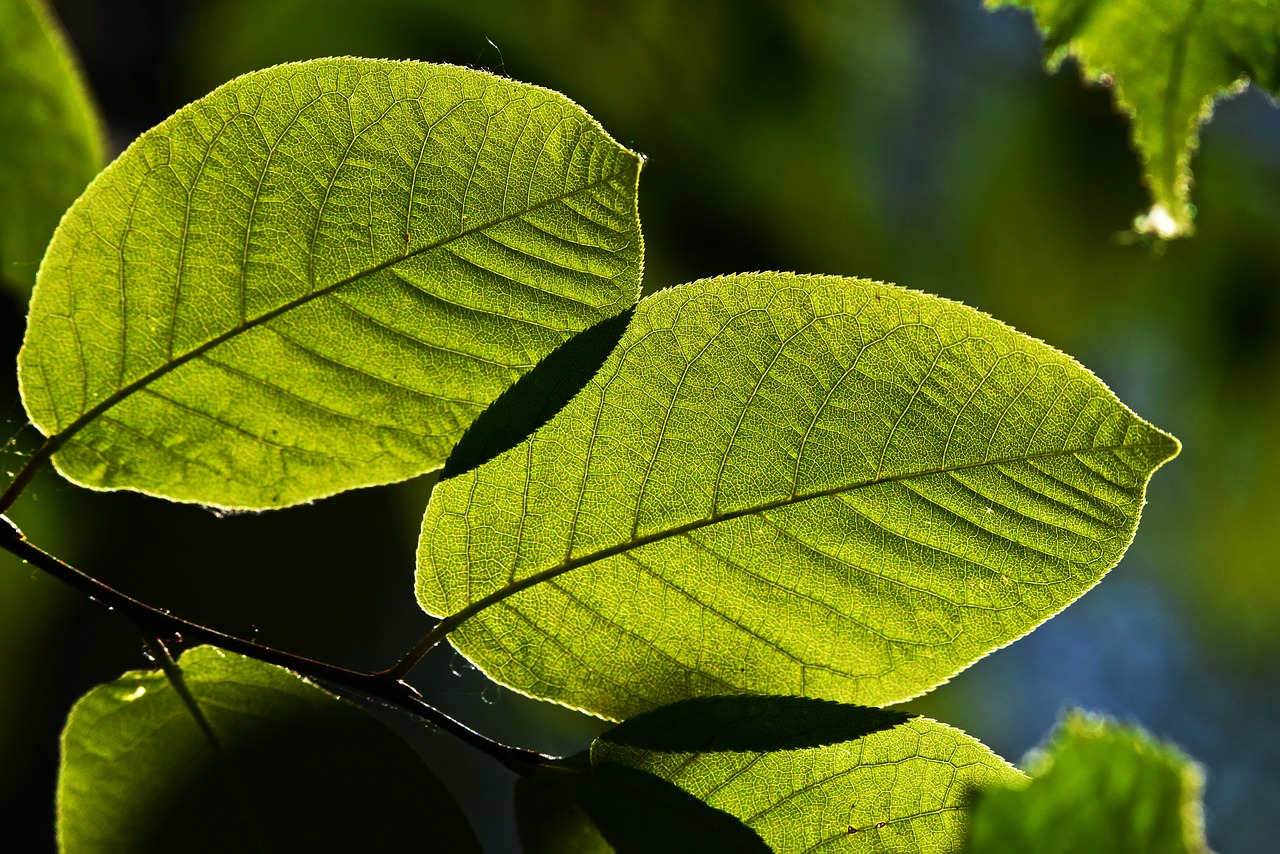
0,436,54,516
0,515,554,775
142,631,270,853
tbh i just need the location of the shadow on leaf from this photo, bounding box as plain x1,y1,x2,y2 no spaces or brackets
597,695,912,753
441,307,635,479
516,758,769,854
142,704,479,852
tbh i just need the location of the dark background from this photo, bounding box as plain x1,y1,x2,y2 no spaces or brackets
3,1,1279,850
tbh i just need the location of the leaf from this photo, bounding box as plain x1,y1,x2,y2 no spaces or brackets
57,645,481,853
516,757,771,854
589,696,1025,853
416,273,1180,719
987,0,1280,238
965,710,1213,854
0,0,105,295
19,57,643,509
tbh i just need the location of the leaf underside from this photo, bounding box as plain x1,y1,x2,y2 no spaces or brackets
417,273,1180,720
965,711,1213,854
19,57,643,509
56,646,480,853
590,696,1026,854
0,0,104,295
988,0,1280,237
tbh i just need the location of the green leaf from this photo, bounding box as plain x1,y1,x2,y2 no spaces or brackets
965,711,1213,854
57,645,481,853
416,273,1180,719
0,0,105,295
988,0,1280,238
589,696,1025,853
516,757,771,854
19,57,643,509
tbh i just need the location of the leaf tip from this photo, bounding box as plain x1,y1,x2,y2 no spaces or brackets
1152,426,1182,468
1133,204,1192,240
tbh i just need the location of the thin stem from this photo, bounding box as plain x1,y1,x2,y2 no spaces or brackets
380,617,455,680
382,546,614,679
142,632,224,753
0,436,54,516
0,516,555,775
142,632,270,854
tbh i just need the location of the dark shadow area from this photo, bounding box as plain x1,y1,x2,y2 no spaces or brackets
137,695,479,852
441,307,635,480
516,760,769,854
599,695,912,753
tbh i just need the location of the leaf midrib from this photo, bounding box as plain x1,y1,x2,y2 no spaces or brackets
1160,0,1206,195
431,436,1173,638
39,167,634,457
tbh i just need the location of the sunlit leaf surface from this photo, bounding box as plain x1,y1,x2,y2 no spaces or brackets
57,646,480,853
589,697,1024,853
965,711,1213,853
19,57,642,508
417,273,1179,719
0,0,104,295
989,0,1280,237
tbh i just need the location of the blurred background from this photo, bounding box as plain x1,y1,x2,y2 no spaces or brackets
2,1,1278,850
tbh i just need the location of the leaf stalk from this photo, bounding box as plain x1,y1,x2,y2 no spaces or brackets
0,436,55,516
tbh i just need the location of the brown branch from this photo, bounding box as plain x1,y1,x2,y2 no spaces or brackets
0,515,554,775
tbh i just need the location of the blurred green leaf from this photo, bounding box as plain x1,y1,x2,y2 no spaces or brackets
965,710,1212,854
988,0,1280,237
0,0,105,295
418,273,1179,719
19,57,642,509
57,646,480,853
589,696,1024,853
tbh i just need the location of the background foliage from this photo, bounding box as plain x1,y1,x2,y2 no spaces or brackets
0,0,103,296
1,0,1277,850
966,710,1211,853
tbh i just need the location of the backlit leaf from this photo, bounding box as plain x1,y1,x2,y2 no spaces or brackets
19,57,642,509
0,0,105,294
988,0,1280,237
590,696,1025,853
417,273,1179,719
56,646,480,852
965,711,1213,853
